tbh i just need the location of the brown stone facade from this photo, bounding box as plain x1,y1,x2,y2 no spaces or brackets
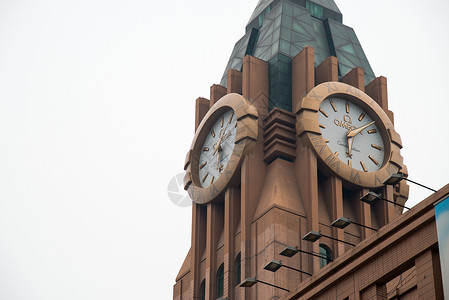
173,48,444,300
282,183,447,300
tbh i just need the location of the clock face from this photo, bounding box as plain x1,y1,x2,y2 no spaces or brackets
296,82,405,188
318,97,385,173
185,93,259,204
198,109,237,188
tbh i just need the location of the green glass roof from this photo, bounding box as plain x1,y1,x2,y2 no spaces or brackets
310,0,340,14
222,0,375,111
247,0,274,25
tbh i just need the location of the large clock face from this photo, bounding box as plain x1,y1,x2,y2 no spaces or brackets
296,82,405,188
185,93,258,204
318,97,385,172
198,109,237,188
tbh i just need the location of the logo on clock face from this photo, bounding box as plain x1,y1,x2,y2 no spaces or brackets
334,115,357,131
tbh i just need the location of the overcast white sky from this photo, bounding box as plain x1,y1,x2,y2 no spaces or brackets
0,0,448,299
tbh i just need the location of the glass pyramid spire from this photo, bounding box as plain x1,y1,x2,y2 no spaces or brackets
221,0,375,112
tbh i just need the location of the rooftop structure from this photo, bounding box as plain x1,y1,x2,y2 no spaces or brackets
221,0,375,111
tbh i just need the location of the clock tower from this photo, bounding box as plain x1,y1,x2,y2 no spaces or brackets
174,1,409,299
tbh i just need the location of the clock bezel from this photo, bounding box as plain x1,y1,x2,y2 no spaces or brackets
184,93,259,204
296,82,404,188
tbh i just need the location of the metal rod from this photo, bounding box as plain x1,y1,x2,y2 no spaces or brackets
256,279,290,292
350,220,378,231
382,197,410,210
404,178,437,193
282,264,312,276
297,249,332,262
321,233,355,246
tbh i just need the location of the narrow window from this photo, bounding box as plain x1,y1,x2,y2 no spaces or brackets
217,264,224,297
200,280,205,300
235,253,241,285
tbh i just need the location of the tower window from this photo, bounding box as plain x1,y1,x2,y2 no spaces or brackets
200,279,205,300
235,253,241,286
217,264,224,297
319,244,333,268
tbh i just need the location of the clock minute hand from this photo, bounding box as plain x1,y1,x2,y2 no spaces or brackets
347,121,375,138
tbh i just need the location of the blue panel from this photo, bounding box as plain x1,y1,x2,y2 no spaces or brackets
435,196,449,299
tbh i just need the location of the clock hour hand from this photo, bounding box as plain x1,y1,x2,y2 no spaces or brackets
346,121,375,158
347,121,375,138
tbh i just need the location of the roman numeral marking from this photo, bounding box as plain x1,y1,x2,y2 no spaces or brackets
324,140,329,143
211,130,215,138
369,155,379,166
221,117,224,128
330,101,337,112
325,152,337,162
325,152,340,173
360,161,368,172
229,112,234,124
327,83,338,92
312,136,326,154
233,144,244,158
345,86,361,97
386,164,398,176
319,124,326,129
346,103,350,113
374,175,382,186
310,91,321,101
371,144,382,151
200,161,207,169
348,160,352,167
358,113,365,122
203,147,209,152
202,172,209,183
189,187,205,203
210,176,214,185
319,108,329,118
350,170,362,184
367,129,377,134
210,183,219,197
